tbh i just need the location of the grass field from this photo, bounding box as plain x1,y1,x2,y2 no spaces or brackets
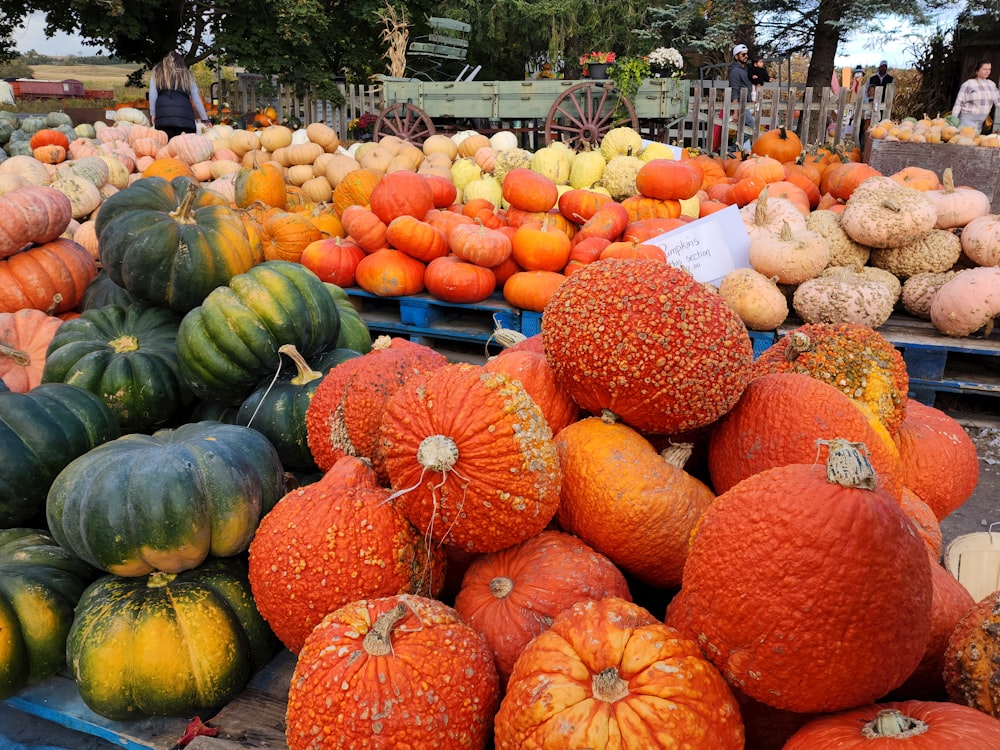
29,63,145,88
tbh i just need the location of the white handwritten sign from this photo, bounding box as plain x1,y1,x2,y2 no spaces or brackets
643,204,751,286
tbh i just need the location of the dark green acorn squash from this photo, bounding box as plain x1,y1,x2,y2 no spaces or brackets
0,528,97,699
95,176,262,313
236,344,360,472
66,556,276,720
46,421,285,576
326,283,372,353
0,383,120,527
41,303,191,433
79,270,138,311
176,260,341,404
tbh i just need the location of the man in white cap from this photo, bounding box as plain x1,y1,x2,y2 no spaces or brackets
867,60,893,102
728,43,755,148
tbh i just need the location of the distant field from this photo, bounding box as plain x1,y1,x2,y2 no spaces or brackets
28,63,145,88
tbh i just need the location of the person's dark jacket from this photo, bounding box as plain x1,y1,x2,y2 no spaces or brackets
154,88,197,132
728,60,754,104
750,64,770,87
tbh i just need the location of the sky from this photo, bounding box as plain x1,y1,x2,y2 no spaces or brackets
12,10,956,69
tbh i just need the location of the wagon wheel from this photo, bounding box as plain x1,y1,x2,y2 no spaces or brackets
544,82,639,149
374,103,436,145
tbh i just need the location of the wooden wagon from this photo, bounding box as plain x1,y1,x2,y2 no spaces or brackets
374,75,689,149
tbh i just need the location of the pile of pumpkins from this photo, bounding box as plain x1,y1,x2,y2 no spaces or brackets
868,114,1000,147
4,112,1000,747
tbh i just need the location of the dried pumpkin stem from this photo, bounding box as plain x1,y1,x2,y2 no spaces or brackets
363,602,409,657
819,438,876,490
591,667,629,703
147,571,177,589
0,341,30,366
660,442,693,468
168,181,201,225
861,709,928,739
416,434,459,473
784,331,812,362
489,576,514,599
278,343,323,386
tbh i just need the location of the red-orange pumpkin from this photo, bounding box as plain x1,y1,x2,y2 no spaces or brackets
453,529,630,683
423,255,496,303
0,238,98,315
510,221,572,272
299,236,366,287
635,158,702,200
248,456,446,653
670,444,933,713
380,363,561,553
501,168,558,212
448,220,512,267
501,269,565,312
542,259,753,435
0,186,74,259
368,170,435,225
28,128,70,151
339,205,388,253
943,589,1000,716
0,308,63,392
494,597,744,749
750,125,803,163
482,345,579,434
385,215,449,262
286,595,500,750
354,247,426,297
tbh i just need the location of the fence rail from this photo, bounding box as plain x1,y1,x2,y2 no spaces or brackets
218,76,894,154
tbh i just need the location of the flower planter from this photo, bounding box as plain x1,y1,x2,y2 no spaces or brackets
587,63,609,80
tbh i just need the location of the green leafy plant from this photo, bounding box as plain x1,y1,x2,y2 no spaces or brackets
609,55,651,104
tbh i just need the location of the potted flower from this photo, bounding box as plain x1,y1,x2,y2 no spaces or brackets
579,51,616,79
349,112,378,142
648,46,685,79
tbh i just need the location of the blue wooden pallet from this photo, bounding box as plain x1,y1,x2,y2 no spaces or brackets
777,314,1000,407
2,650,297,750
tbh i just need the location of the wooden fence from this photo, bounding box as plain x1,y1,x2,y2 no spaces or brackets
218,74,895,154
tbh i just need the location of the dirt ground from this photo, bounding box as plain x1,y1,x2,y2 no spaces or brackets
940,410,1000,550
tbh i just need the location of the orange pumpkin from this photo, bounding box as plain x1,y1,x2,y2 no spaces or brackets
368,170,435,225
384,215,449,262
257,209,323,263
501,168,558,212
482,345,578,434
893,398,979,520
453,529,630,683
495,597,744,749
423,255,496,303
0,239,98,315
339,205,388,252
634,158,702,200
501,269,565,312
286,595,500,750
0,186,73,259
510,221,571,271
820,161,882,201
448,220,512,267
247,456,446,653
671,443,933,712
233,155,286,209
299,236,366,287
944,588,1000,716
0,308,63,392
542,259,753,435
331,168,382,216
599,239,667,261
751,126,803,163
555,415,715,588
557,189,613,224
380,363,561,553
619,194,682,222
709,372,905,500
890,165,941,191
354,248,426,296
306,337,447,480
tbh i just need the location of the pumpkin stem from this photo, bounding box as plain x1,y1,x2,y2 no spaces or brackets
489,576,514,600
753,186,770,226
372,335,393,351
861,709,929,739
599,409,620,424
416,434,460,473
819,438,877,490
591,667,629,703
942,167,955,194
778,220,793,241
362,601,409,657
660,442,693,469
0,341,30,366
168,181,201,226
147,571,178,588
278,343,323,386
784,331,812,362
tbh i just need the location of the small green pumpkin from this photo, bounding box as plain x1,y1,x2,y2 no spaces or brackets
0,528,97,699
41,304,191,433
0,383,120,527
66,557,276,720
236,344,360,472
176,260,342,404
79,271,139,311
46,421,286,576
95,176,262,313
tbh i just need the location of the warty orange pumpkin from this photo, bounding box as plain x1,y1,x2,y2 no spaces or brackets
670,441,933,713
943,588,1000,716
380,363,561,553
542,258,753,435
494,597,744,749
247,456,446,653
286,594,500,749
453,529,630,684
482,344,578,434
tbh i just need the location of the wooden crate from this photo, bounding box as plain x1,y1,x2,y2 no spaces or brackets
864,138,1000,212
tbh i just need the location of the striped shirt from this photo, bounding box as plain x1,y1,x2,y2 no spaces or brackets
953,77,1000,118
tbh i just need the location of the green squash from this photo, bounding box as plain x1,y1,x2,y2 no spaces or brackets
236,345,360,472
326,283,372,353
0,528,97,699
46,421,286,577
79,271,139,311
0,383,120,527
176,260,341,404
95,176,262,313
41,304,191,433
66,557,276,720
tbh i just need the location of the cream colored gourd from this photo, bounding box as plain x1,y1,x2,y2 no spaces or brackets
869,228,963,278
749,220,831,285
840,176,937,248
805,209,871,269
718,268,789,330
961,214,1000,267
925,168,991,229
740,187,808,243
901,271,958,319
930,266,1000,336
793,268,898,328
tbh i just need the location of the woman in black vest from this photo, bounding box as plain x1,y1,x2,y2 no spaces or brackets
149,51,210,138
